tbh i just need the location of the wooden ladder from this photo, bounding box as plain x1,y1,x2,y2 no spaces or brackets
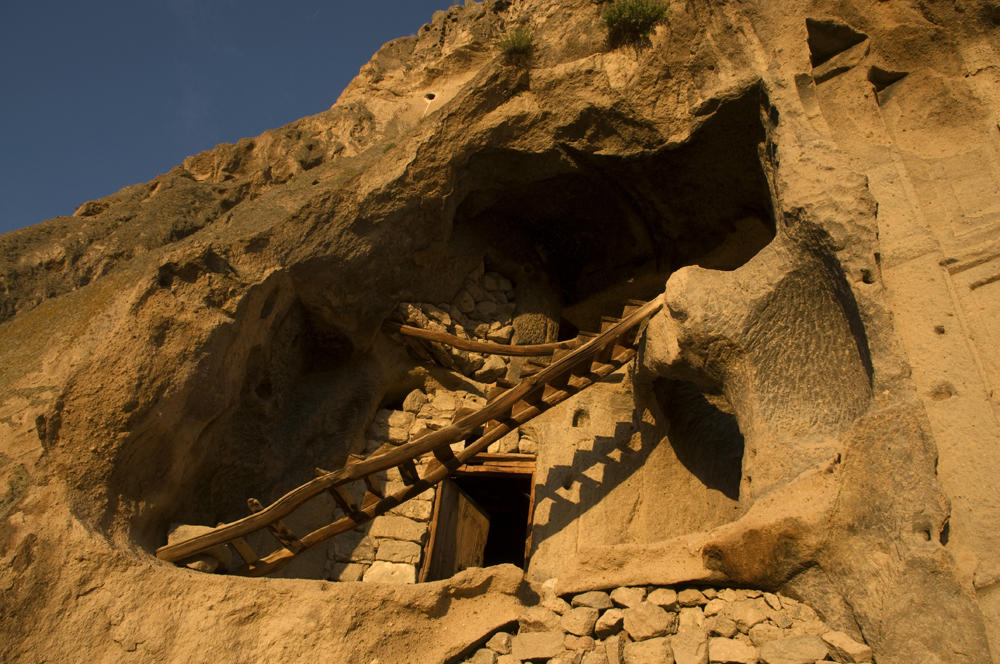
155,296,663,577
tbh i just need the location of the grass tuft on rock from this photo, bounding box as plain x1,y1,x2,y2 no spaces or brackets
497,27,535,68
602,0,669,52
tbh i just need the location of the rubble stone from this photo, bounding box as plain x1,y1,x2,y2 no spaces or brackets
468,648,498,664
758,635,829,664
565,635,597,652
708,637,758,663
595,609,625,639
362,561,415,584
573,591,614,610
821,632,873,663
673,628,709,664
543,596,572,615
475,354,507,383
562,607,600,637
369,516,427,543
328,562,367,582
511,631,564,661
707,616,739,639
748,622,784,647
610,587,647,608
333,530,375,563
678,607,706,632
387,499,433,521
624,602,676,641
519,606,562,633
725,599,769,633
375,539,422,564
583,649,609,664
704,599,727,617
605,635,624,664
647,589,679,610
679,589,708,607
622,636,673,664
486,632,512,655
387,410,414,429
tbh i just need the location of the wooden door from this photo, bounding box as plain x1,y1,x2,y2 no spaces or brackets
422,477,490,581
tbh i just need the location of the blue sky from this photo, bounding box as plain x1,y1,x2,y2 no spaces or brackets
0,0,457,235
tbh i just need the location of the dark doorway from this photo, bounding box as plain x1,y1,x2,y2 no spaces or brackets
422,455,536,582
451,473,532,568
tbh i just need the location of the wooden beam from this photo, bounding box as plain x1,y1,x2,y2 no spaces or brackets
384,321,577,356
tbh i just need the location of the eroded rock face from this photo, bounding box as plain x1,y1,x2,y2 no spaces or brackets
1,0,999,662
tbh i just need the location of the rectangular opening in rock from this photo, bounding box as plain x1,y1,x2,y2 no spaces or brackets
422,454,535,581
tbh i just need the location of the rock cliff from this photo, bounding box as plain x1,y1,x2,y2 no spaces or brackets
1,0,999,662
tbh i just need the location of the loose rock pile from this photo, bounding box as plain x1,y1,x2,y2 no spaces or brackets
396,262,518,383
462,584,874,664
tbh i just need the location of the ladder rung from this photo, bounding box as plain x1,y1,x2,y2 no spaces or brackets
362,491,381,510
314,467,362,517
542,384,562,400
247,498,303,553
398,459,420,485
229,537,259,565
433,444,463,470
600,316,621,332
363,473,383,499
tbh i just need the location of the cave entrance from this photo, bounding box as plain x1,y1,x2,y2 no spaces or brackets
421,454,535,582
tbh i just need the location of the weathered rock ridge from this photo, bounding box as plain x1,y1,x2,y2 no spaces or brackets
1,0,999,662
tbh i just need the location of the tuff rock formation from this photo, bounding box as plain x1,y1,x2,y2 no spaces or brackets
2,0,999,662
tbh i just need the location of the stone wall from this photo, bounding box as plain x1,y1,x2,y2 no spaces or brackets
460,583,873,664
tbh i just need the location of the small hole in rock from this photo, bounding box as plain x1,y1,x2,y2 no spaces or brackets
934,325,946,335
425,93,436,100
572,409,590,428
255,378,274,400
860,269,875,284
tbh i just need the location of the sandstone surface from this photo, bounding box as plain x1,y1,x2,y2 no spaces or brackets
2,0,1000,662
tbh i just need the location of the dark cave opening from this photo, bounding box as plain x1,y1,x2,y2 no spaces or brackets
450,86,777,328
